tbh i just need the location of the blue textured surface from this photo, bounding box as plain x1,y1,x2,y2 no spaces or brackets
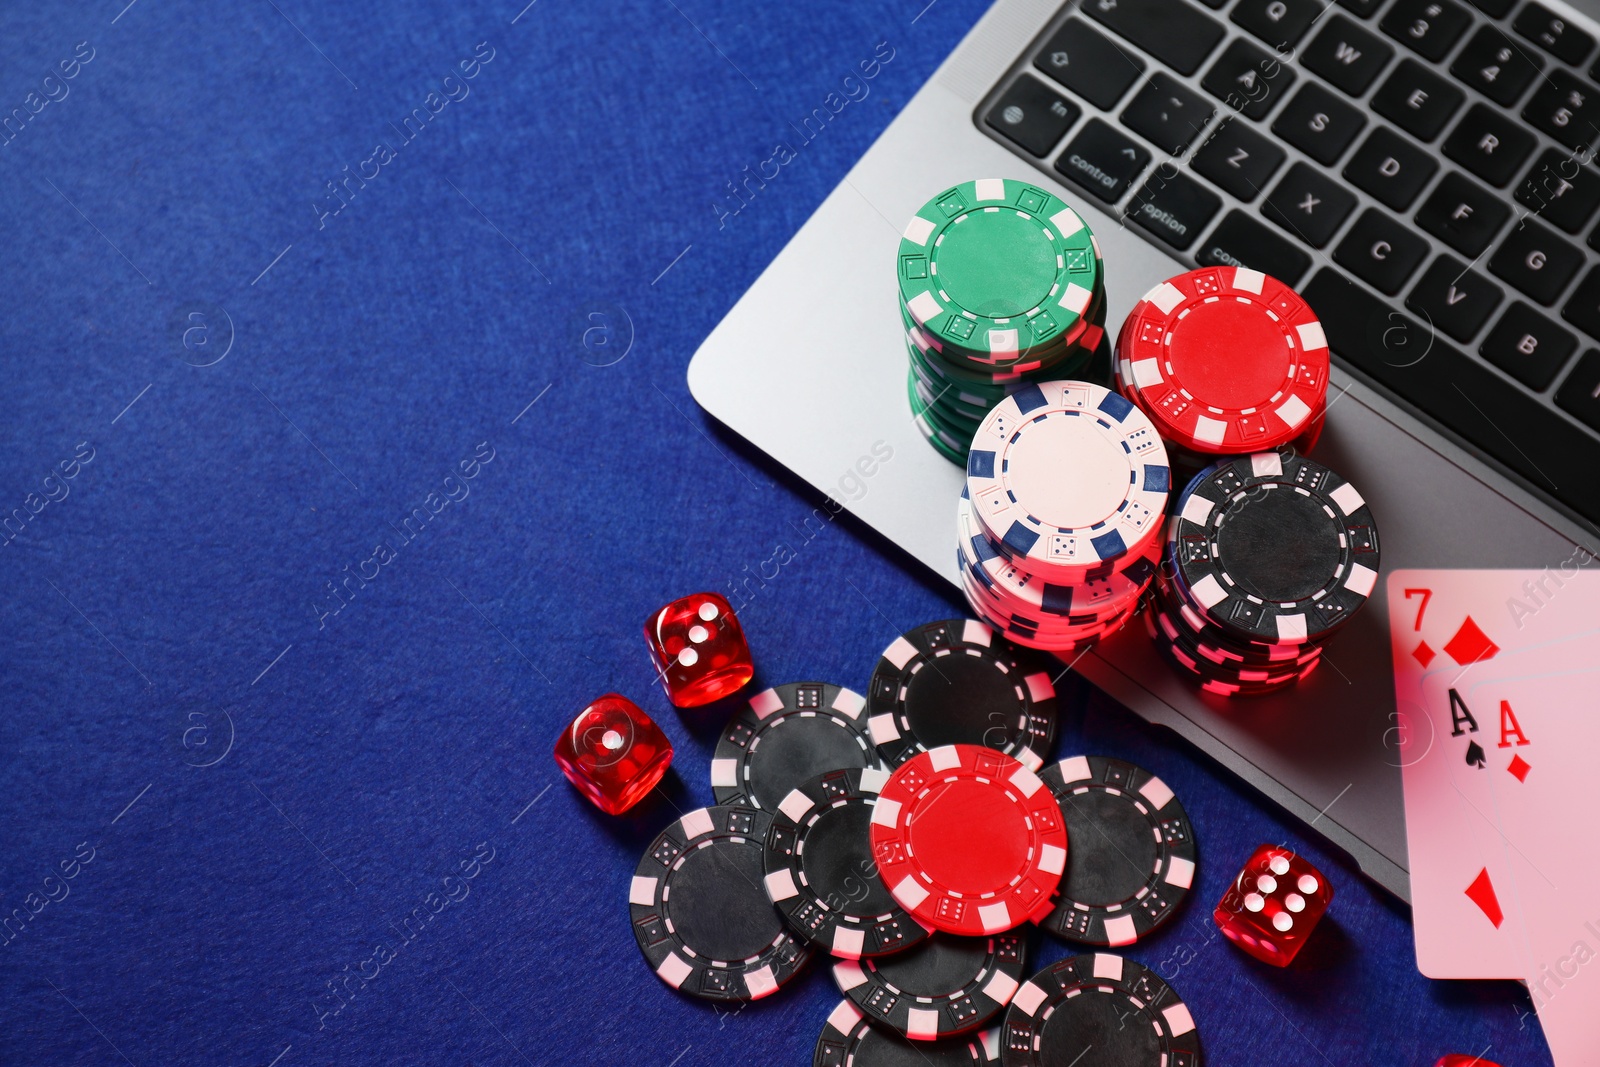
0,1,1550,1063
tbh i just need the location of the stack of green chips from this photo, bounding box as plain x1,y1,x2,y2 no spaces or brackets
896,178,1109,465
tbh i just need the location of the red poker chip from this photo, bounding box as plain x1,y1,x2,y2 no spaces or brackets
870,744,1068,935
1117,267,1329,454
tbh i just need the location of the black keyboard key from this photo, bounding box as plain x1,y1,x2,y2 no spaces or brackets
1514,2,1595,65
1416,172,1513,256
1339,0,1386,17
1381,0,1473,60
1406,255,1504,340
1466,0,1515,16
1373,59,1465,141
1517,149,1600,233
1523,70,1600,152
1263,162,1359,245
1232,0,1326,49
1562,265,1600,339
1334,208,1431,292
1192,117,1287,200
1122,73,1216,154
1202,38,1297,119
1303,15,1395,95
1344,126,1439,209
1442,103,1539,187
1197,210,1314,281
1556,350,1600,434
1035,19,1147,110
1056,119,1153,201
1273,83,1367,163
1126,164,1222,248
1303,269,1600,523
986,76,1082,156
1481,301,1578,387
1451,26,1544,108
1489,218,1584,304
1196,0,1228,9
1082,0,1227,75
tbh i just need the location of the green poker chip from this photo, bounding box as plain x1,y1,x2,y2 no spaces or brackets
898,178,1102,370
899,284,1105,388
906,370,972,466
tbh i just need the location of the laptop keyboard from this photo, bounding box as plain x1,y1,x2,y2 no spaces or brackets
979,0,1600,527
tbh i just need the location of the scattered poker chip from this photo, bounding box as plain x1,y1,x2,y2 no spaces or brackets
1169,452,1380,645
866,619,1059,770
967,381,1170,577
898,179,1102,370
711,682,877,811
1000,953,1200,1066
762,767,931,959
832,932,1026,1040
815,1000,1001,1066
630,805,812,1001
1037,756,1196,946
1117,266,1328,453
870,744,1068,936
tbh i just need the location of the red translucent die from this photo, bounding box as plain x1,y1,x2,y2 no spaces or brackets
1435,1057,1504,1067
1213,844,1333,966
552,694,673,815
643,592,754,707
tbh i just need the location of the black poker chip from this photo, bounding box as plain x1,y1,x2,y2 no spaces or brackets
1169,452,1380,646
1037,756,1196,946
815,999,1000,1066
866,620,1059,769
762,767,930,959
1146,597,1319,681
711,682,878,810
1001,954,1201,1066
629,804,812,1001
832,932,1026,1040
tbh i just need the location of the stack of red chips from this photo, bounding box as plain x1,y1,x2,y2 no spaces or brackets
1114,266,1330,482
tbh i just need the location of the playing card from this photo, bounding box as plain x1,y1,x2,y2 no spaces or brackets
1389,568,1600,981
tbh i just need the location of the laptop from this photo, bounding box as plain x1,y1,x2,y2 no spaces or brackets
687,0,1600,902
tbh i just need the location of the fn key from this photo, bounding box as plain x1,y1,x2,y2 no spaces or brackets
986,75,1080,156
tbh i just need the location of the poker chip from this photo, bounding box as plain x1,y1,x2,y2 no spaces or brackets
897,180,1111,465
1170,452,1380,646
898,179,1101,370
815,1000,1000,1066
1116,266,1328,454
967,381,1170,577
954,380,1168,654
1000,954,1200,1066
870,744,1068,936
762,767,931,959
711,682,877,811
866,619,1059,769
959,493,1155,623
957,564,1137,654
630,805,812,1001
1037,756,1196,946
832,932,1026,1040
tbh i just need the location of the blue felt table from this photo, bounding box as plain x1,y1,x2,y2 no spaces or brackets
0,1,1551,1063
